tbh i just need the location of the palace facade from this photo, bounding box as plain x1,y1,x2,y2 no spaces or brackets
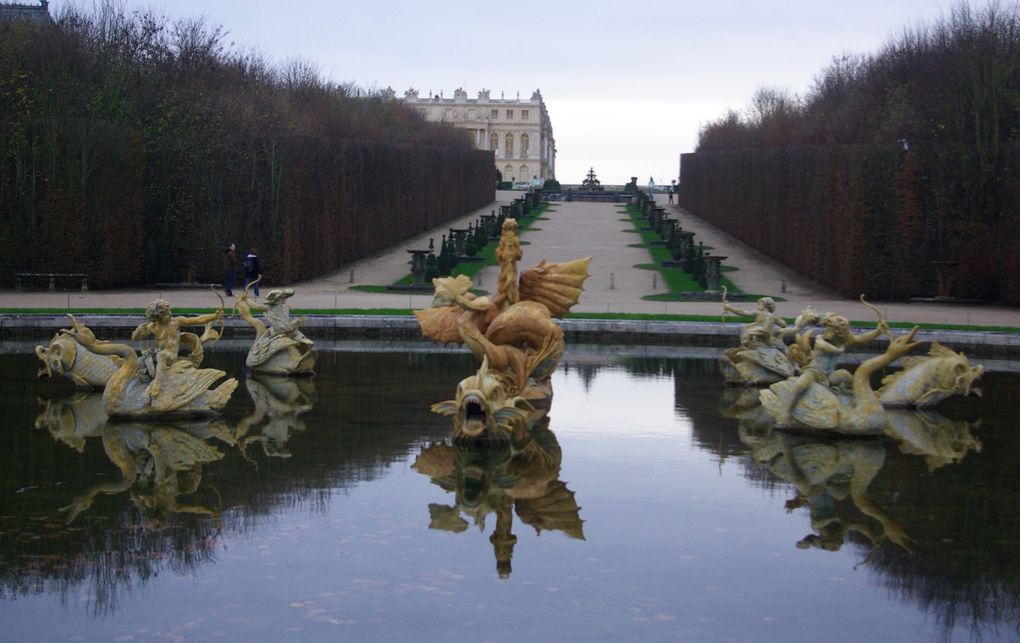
396,87,556,184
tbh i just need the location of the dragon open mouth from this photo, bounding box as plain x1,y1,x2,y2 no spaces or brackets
459,394,488,437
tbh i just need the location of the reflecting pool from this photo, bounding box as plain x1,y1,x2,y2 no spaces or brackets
1,344,1018,642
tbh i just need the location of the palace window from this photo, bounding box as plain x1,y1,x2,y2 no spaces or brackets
506,109,513,119
491,109,498,119
521,110,529,120
490,132,498,152
505,133,514,157
521,134,529,157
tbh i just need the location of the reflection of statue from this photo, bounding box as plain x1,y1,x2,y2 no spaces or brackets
35,315,119,388
412,416,583,578
62,300,237,418
884,410,982,471
877,343,983,408
235,284,317,376
61,421,228,528
417,219,590,436
34,393,108,452
719,288,821,386
234,376,316,459
742,428,913,554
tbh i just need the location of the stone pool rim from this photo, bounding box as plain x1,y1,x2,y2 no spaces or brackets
3,313,1019,360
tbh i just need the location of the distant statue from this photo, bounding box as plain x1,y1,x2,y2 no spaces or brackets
580,167,603,191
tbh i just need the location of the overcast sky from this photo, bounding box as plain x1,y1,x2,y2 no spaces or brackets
51,0,967,184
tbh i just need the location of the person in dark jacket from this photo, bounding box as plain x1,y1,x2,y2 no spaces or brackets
242,246,262,299
222,243,242,296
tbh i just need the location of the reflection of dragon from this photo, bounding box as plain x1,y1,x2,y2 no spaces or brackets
740,428,914,555
418,218,590,437
412,415,583,578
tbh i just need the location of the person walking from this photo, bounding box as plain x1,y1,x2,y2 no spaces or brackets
243,245,262,300
222,242,242,296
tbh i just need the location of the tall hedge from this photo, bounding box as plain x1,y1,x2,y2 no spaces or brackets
0,117,492,286
689,3,1020,305
0,6,492,287
679,146,929,300
0,118,144,287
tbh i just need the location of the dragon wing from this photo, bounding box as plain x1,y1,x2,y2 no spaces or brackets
519,257,591,318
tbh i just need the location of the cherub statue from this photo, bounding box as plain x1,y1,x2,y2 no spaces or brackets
235,280,317,376
131,297,224,375
719,287,820,386
62,297,236,418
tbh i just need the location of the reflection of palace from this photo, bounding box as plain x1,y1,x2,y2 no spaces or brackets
413,413,583,578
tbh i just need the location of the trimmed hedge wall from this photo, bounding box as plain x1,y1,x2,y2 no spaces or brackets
0,118,144,288
678,144,1020,304
1,117,493,287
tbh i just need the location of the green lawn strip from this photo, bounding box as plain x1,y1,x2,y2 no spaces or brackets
624,205,744,296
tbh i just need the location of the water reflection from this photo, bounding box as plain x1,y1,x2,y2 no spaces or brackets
413,411,584,578
3,349,1020,640
234,376,317,460
740,426,915,554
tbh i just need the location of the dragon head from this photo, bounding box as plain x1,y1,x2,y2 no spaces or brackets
431,358,534,439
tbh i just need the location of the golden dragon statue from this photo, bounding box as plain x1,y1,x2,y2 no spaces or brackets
417,218,590,439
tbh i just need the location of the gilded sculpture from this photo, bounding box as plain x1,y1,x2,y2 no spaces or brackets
418,218,590,438
235,281,317,376
876,343,983,408
61,298,237,419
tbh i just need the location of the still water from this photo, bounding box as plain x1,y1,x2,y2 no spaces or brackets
0,343,1018,642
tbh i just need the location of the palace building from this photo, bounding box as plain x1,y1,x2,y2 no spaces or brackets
395,87,556,184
